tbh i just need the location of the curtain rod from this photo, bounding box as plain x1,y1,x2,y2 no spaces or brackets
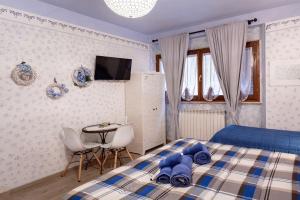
152,18,258,43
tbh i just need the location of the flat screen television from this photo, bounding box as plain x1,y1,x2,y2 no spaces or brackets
94,56,132,80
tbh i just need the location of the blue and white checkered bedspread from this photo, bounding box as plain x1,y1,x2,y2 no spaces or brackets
65,138,300,200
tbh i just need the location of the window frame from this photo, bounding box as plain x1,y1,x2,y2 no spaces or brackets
156,40,260,102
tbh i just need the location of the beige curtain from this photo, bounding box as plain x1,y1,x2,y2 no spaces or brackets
159,33,189,140
206,22,247,124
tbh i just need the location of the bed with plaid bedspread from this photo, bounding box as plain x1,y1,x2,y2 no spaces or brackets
65,138,300,200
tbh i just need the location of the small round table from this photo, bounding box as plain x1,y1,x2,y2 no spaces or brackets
82,123,121,174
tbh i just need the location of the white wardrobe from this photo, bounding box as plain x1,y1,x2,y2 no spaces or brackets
125,72,166,155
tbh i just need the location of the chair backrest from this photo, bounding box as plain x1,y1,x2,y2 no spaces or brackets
111,125,134,148
62,127,84,152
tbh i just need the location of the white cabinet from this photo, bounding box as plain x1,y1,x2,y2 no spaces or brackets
125,72,166,155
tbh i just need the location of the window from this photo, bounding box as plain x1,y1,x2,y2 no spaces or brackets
156,51,199,96
202,52,223,96
182,53,199,96
156,40,260,102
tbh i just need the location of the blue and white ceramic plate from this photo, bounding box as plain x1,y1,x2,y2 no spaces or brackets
11,62,37,86
72,66,93,88
46,79,69,100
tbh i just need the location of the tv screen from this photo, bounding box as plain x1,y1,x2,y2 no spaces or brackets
94,56,132,80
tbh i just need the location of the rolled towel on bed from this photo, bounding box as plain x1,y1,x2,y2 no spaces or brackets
170,155,193,187
155,167,172,184
159,153,182,169
193,145,211,165
183,143,204,155
183,143,211,165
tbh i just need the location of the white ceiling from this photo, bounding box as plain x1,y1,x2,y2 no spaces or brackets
38,0,299,35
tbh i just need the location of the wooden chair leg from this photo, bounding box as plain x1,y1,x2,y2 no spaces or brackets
114,150,118,169
126,147,134,161
78,153,83,182
102,151,109,169
61,154,74,177
93,152,102,174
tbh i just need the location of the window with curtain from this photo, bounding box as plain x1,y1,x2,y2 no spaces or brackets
157,54,198,95
156,40,260,102
202,52,223,97
182,54,198,96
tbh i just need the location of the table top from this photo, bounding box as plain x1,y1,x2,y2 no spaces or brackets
82,124,121,134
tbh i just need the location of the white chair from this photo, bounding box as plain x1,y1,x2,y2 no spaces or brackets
101,125,134,169
61,127,102,182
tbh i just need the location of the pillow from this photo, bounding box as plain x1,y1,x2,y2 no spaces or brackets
209,125,300,154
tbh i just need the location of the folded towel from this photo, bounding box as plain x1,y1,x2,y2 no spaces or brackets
159,153,182,169
193,145,211,165
170,155,193,187
183,143,211,165
155,167,172,184
183,143,204,156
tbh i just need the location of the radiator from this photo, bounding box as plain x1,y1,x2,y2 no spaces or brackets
179,109,225,140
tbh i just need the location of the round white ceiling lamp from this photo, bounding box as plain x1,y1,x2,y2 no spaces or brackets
104,0,158,18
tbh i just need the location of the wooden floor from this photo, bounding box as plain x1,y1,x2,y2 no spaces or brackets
0,152,140,200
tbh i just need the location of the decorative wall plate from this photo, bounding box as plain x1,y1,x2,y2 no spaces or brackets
72,66,93,87
11,62,37,86
46,78,69,99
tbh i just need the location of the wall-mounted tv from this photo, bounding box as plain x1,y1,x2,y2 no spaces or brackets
94,56,132,80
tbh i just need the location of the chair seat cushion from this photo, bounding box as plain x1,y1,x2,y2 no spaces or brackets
83,142,101,149
99,143,112,149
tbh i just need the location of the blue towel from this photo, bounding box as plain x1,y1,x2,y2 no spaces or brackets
183,143,204,155
170,155,193,187
155,167,172,184
159,153,182,169
183,143,211,165
193,145,211,165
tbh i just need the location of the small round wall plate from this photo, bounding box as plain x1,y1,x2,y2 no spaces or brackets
72,66,93,88
11,62,37,86
46,81,69,100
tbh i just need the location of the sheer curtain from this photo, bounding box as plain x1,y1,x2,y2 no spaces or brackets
159,33,189,140
182,55,198,101
240,48,254,101
206,22,248,124
202,53,222,101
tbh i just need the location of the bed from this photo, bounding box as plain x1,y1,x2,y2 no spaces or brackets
65,126,300,200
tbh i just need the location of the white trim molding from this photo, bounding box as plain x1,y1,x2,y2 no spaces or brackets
266,16,300,32
0,6,149,50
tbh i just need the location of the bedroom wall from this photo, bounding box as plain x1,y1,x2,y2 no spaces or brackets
152,26,265,139
265,16,300,131
149,3,300,135
181,26,264,128
0,6,150,192
0,0,148,42
150,2,300,40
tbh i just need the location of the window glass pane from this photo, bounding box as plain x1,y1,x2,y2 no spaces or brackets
182,55,198,96
202,53,223,96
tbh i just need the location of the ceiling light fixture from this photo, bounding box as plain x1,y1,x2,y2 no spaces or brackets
104,0,158,18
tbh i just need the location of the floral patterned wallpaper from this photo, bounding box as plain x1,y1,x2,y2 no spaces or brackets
0,6,150,192
266,16,300,131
